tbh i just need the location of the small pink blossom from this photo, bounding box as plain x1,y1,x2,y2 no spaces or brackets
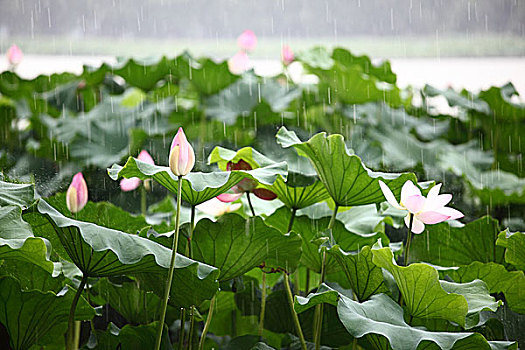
7,44,23,66
281,45,294,65
237,30,257,52
169,128,195,176
66,173,88,213
379,180,463,234
120,150,155,192
228,51,250,75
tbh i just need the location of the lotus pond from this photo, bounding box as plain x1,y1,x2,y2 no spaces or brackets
0,46,524,350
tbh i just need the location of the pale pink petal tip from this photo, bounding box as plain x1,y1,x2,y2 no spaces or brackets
138,150,154,165
237,30,257,51
228,51,250,75
7,44,23,65
217,193,243,203
281,45,294,65
120,177,141,192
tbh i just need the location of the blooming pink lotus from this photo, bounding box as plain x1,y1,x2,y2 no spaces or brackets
66,172,88,213
217,159,276,203
237,30,257,52
120,150,155,191
379,180,463,234
281,45,294,65
7,44,23,67
169,127,195,176
228,51,250,75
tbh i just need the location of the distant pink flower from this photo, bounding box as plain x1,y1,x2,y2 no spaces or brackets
66,172,88,213
237,30,257,52
216,160,277,203
281,45,294,65
379,180,463,234
196,197,242,217
228,51,250,75
120,150,155,192
169,128,195,176
7,44,23,66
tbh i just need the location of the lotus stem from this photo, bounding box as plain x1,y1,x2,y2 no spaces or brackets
287,207,297,232
66,274,88,350
188,306,196,350
284,273,307,350
258,272,267,337
188,205,196,258
198,295,216,350
404,213,414,266
154,175,183,350
140,184,147,217
246,192,256,216
178,308,186,350
314,204,339,350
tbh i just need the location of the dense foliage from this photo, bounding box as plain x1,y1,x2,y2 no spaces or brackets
0,47,524,350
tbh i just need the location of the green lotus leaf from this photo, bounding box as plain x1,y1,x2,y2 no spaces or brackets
108,156,287,206
23,199,219,307
0,205,55,274
438,262,525,315
496,230,525,271
276,127,417,207
262,175,330,210
337,293,515,350
266,207,388,274
372,244,469,326
0,180,35,207
409,216,504,266
294,283,339,314
0,276,95,350
192,213,302,280
328,245,390,302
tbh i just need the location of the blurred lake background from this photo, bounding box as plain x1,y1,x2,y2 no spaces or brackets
1,0,524,95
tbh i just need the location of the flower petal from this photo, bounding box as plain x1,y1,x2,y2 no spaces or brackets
400,181,422,205
120,177,141,192
137,150,155,165
403,194,426,214
405,215,425,234
417,211,450,225
436,207,464,220
217,193,243,203
379,180,403,209
252,188,277,201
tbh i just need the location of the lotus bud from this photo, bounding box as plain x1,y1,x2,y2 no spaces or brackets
281,45,294,65
228,51,250,75
169,127,195,176
138,150,155,191
237,30,257,52
66,172,88,213
120,150,155,192
7,44,23,67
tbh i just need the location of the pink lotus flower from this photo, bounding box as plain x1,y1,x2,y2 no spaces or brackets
217,159,276,203
281,45,294,65
7,44,23,66
379,180,463,234
196,197,242,217
228,51,250,75
169,127,195,176
120,150,155,192
237,30,257,52
66,172,88,213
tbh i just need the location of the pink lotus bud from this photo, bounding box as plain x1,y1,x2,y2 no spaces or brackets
119,150,155,192
137,150,155,165
228,51,250,75
7,45,23,66
237,30,257,52
281,45,294,65
169,127,195,176
66,173,88,213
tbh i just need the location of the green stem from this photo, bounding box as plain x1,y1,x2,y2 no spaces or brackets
189,205,196,258
284,273,307,350
404,213,415,266
287,208,297,232
178,308,186,350
188,306,196,350
198,295,216,350
258,272,267,337
246,192,256,216
141,184,147,217
305,269,310,295
154,175,183,350
314,204,339,350
66,274,88,350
